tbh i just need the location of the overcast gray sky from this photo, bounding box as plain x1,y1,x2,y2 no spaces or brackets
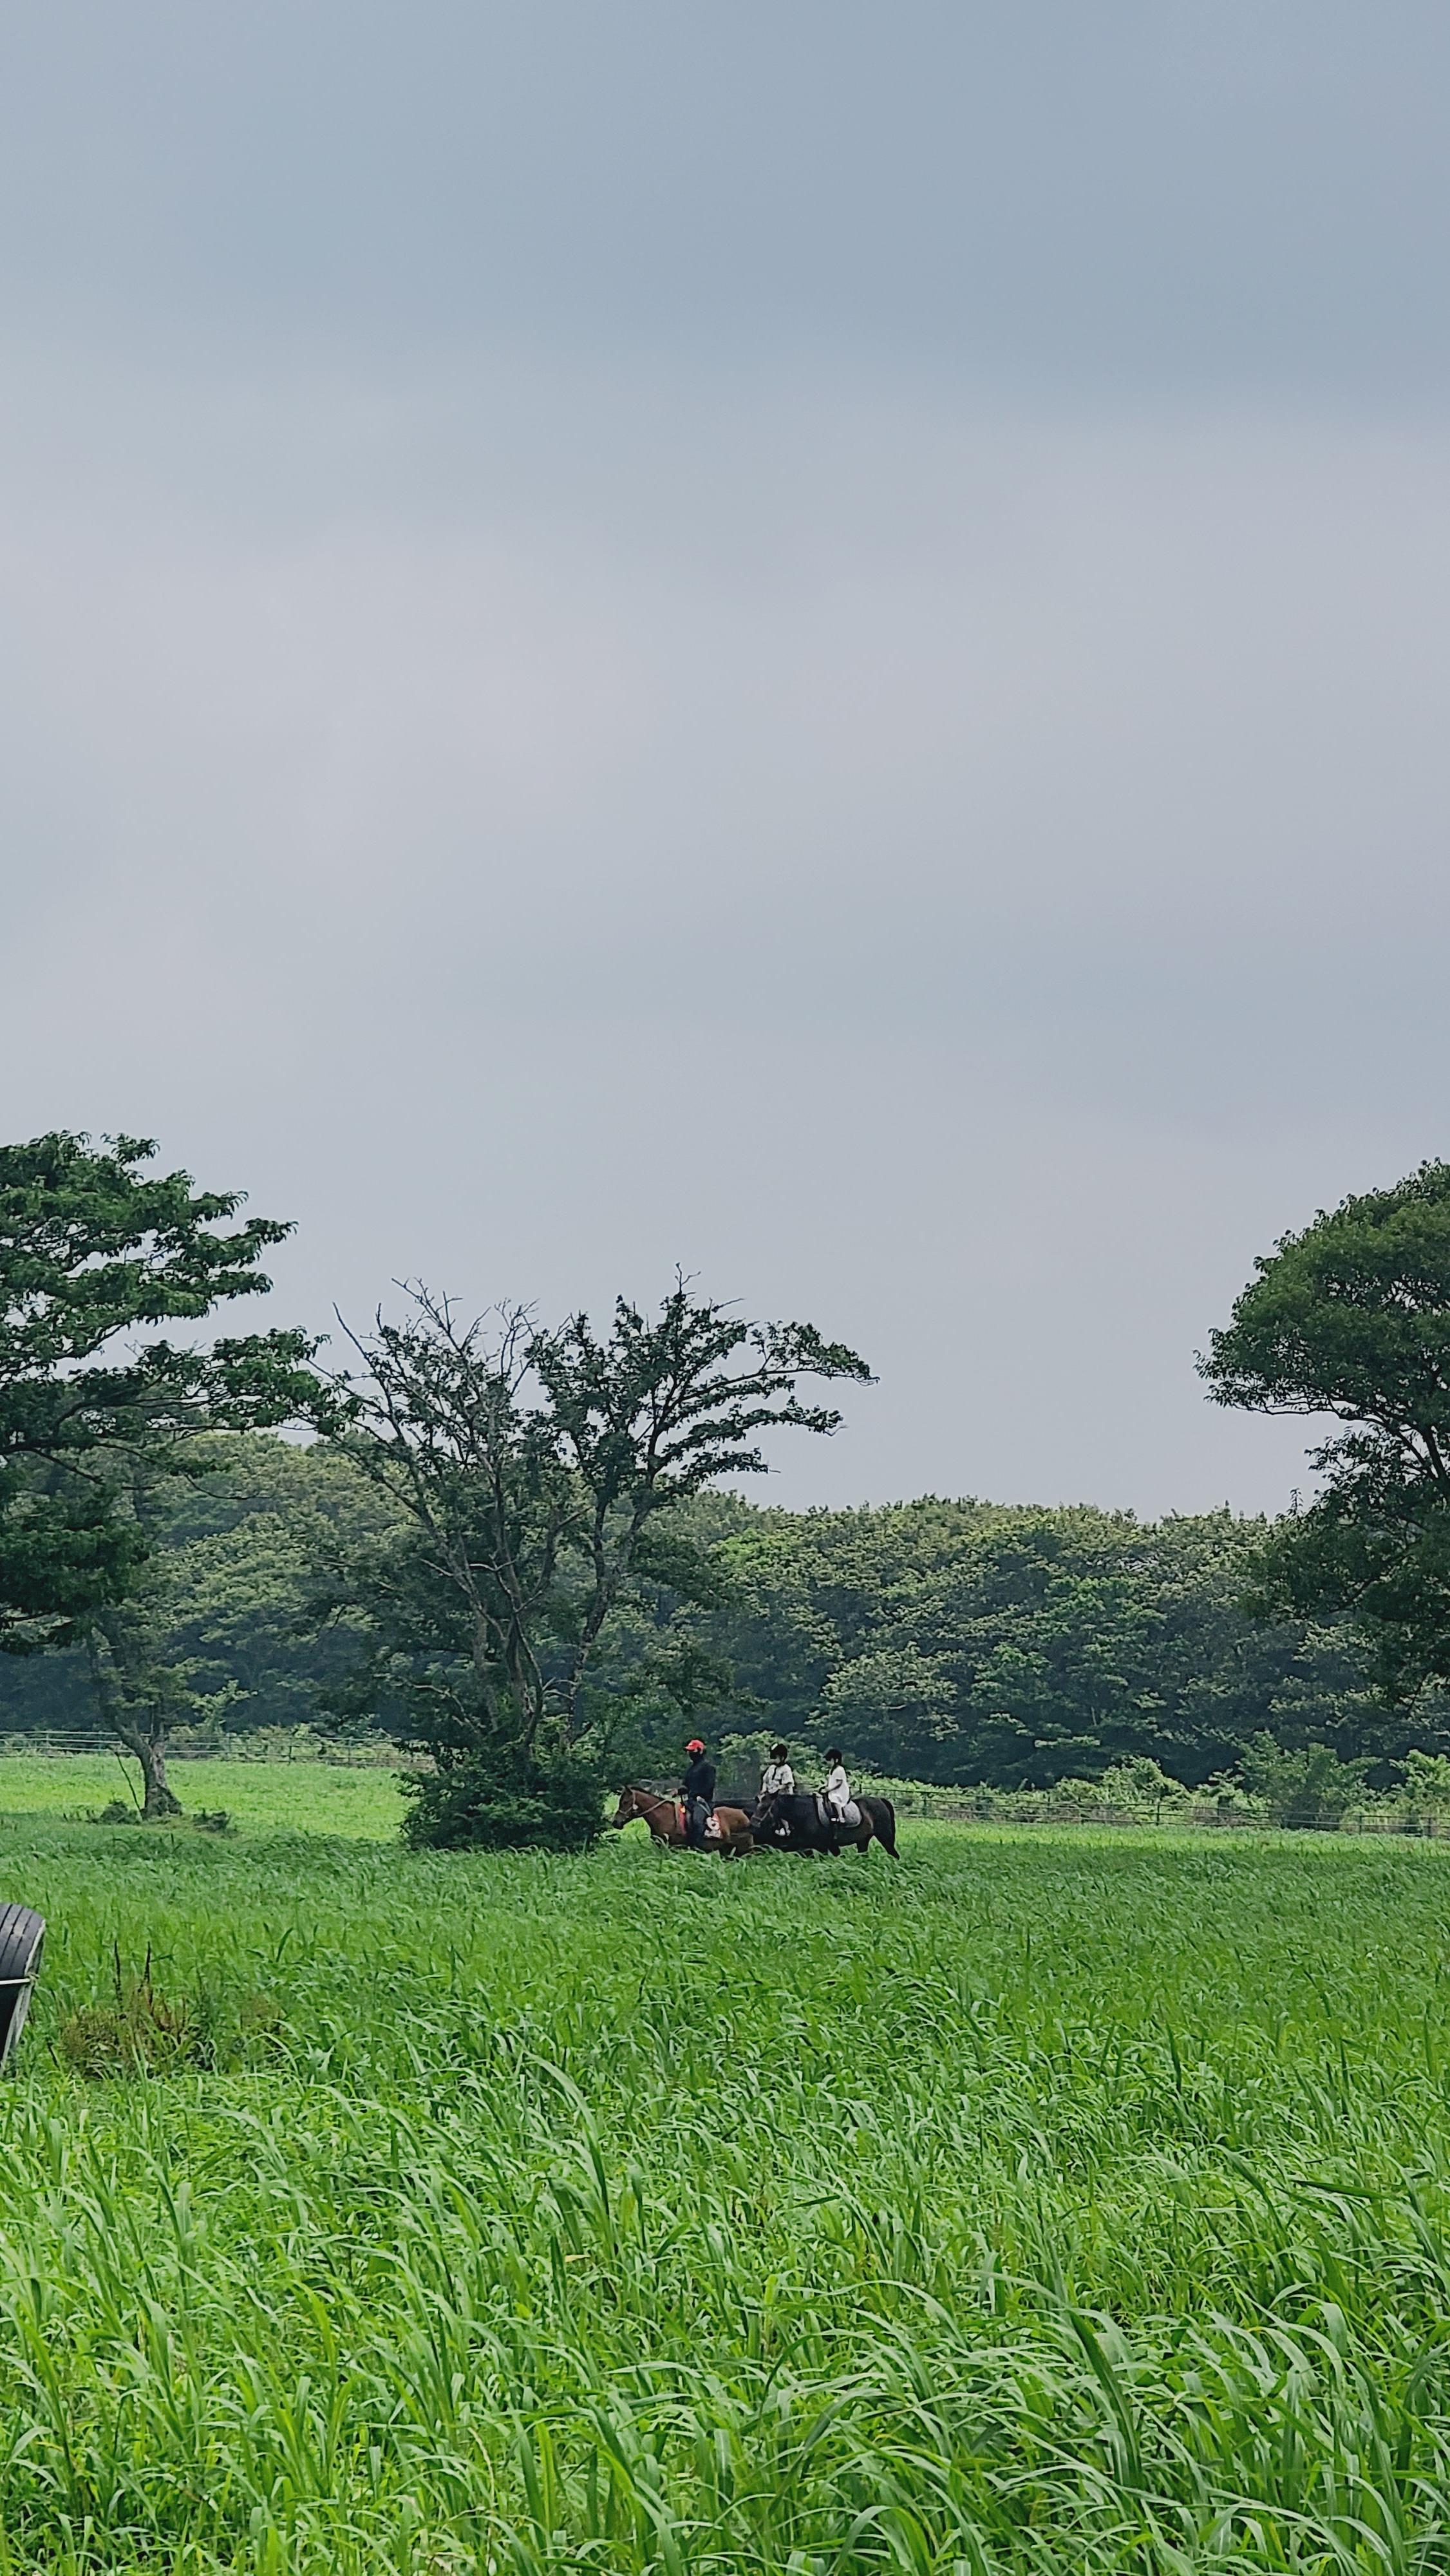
3,3,1448,1511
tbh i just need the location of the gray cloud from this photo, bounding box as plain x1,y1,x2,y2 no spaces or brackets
1,10,1446,1514
3,5,1450,395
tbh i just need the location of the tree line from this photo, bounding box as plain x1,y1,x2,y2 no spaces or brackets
0,1461,1425,1794
6,1130,1450,1841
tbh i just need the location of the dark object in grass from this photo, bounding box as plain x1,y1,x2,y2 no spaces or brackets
58,1944,216,2078
88,1801,232,1832
0,1903,45,2069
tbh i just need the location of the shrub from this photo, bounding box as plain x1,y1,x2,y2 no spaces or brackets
1403,1748,1450,1808
1239,1734,1369,1828
1397,1748,1450,1832
88,1799,232,1831
57,1949,216,2077
400,1744,603,1852
1097,1756,1193,1819
1200,1768,1257,1819
1051,1776,1113,1815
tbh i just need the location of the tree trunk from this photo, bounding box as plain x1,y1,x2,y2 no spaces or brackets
86,1636,183,1819
125,1725,182,1821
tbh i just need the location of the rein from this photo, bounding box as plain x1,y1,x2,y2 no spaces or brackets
619,1785,750,1843
626,1788,680,1828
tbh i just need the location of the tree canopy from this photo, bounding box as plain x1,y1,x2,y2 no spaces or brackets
8,1135,1448,1823
0,1131,320,1809
1,1448,1427,1795
1201,1160,1450,1701
308,1279,872,1844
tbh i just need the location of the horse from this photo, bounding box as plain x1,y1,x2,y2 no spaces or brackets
750,1788,898,1857
606,1784,755,1857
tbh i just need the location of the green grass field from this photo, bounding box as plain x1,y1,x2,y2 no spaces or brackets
3,1770,1450,2571
0,1750,405,1837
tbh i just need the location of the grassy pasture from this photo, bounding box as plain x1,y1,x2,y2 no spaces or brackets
1,1790,1450,2571
0,1751,404,1837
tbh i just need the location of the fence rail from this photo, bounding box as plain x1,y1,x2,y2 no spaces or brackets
0,1732,410,1767
3,1741,1449,1829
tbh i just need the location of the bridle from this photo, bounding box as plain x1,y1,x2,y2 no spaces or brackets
614,1784,753,1844
616,1786,679,1830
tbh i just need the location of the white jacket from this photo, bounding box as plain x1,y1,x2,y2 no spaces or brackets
760,1762,795,1797
825,1764,856,1817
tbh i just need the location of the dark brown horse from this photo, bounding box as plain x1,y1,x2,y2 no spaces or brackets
750,1789,898,1856
607,1785,755,1857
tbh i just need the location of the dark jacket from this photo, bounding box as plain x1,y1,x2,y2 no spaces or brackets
682,1755,715,1805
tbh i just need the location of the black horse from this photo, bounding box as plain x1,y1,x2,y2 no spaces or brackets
751,1788,897,1857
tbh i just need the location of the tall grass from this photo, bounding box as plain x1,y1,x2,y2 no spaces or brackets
1,1817,1449,2568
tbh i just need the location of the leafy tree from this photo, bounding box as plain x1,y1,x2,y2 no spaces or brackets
79,1435,397,1814
820,1641,957,1750
1201,1161,1450,1705
650,1497,1408,1788
0,1434,398,1752
82,1595,198,1820
1238,1734,1370,1830
578,1622,749,1784
312,1279,871,1847
146,1435,399,1734
5,1404,1422,1807
1095,1756,1192,1820
400,1743,612,1853
1401,1748,1450,1826
0,1132,319,1807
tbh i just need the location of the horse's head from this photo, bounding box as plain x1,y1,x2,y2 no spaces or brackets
606,1785,639,1828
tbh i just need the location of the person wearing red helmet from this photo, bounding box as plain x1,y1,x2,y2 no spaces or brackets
680,1738,716,1849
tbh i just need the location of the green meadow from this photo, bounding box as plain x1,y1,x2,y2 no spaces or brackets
0,1753,404,1839
3,1772,1450,2571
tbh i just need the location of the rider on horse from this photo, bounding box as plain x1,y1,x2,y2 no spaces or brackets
681,1738,716,1849
752,1748,858,1850
750,1744,796,1844
760,1743,795,1799
746,1747,898,1857
824,1748,862,1833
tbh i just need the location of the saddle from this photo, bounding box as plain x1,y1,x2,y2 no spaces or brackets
678,1800,723,1840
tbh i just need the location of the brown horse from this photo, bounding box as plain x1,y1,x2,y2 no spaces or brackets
607,1785,754,1857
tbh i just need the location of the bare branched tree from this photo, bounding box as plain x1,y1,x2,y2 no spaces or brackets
312,1277,872,1818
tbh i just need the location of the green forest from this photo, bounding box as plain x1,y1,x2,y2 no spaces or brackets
1,1429,1434,1792
10,1131,1450,1836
